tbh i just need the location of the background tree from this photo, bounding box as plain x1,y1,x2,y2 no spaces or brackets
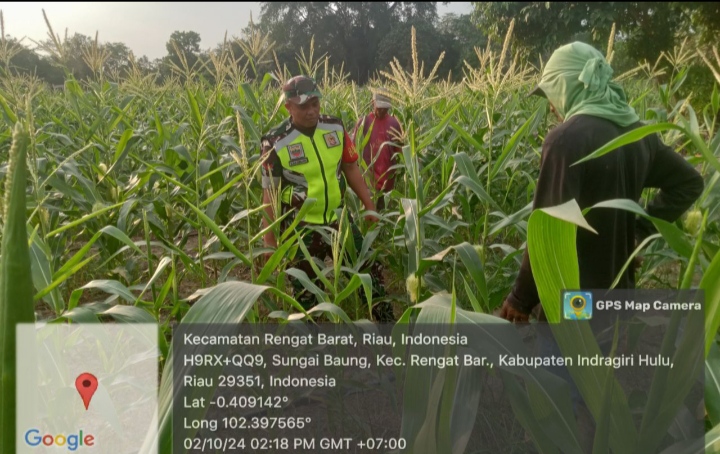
680,2,720,47
163,30,202,79
103,42,131,76
46,32,95,80
235,18,276,80
472,2,719,68
376,20,449,79
255,2,453,83
2,37,62,84
1,3,491,86
436,13,488,77
166,30,201,58
472,2,720,108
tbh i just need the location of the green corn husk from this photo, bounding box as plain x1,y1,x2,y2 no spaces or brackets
0,121,35,452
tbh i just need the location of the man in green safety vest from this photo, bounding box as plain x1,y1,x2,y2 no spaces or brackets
260,75,394,322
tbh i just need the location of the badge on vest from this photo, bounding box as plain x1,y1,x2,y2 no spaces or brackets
323,131,341,148
287,143,308,166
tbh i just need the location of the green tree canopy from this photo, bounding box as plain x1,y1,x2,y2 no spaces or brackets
165,30,202,75
472,2,720,67
254,2,459,83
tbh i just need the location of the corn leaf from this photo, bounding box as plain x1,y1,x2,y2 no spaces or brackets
527,201,638,453
0,122,35,453
704,249,720,357
706,343,720,426
140,281,297,453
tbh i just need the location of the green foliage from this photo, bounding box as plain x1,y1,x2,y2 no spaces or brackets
0,15,717,451
256,2,442,82
377,21,448,77
162,30,202,80
524,201,703,453
165,30,201,57
0,5,489,86
472,2,719,67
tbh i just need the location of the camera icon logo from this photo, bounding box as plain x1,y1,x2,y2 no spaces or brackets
563,291,593,320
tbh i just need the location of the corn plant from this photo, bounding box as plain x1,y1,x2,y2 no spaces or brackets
0,11,719,453
0,121,35,452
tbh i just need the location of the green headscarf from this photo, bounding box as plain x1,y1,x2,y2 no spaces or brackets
537,42,639,127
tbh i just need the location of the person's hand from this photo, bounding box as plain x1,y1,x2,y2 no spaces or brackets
498,298,530,324
363,203,380,224
364,212,380,223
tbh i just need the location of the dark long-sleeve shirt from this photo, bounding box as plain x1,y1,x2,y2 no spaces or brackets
507,114,704,314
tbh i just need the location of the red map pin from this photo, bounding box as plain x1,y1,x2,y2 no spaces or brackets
75,373,98,410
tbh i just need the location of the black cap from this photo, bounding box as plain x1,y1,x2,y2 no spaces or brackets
283,75,322,104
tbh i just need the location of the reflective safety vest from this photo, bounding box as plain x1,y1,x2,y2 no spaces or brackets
270,117,346,225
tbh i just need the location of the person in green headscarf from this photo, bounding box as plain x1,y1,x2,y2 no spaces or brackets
497,42,704,449
499,41,703,323
533,41,640,127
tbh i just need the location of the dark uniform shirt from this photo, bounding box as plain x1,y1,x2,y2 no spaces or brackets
507,114,704,314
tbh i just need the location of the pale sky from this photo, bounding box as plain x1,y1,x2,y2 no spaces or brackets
1,2,473,60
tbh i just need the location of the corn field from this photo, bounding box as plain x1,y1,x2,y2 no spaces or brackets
2,18,720,453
